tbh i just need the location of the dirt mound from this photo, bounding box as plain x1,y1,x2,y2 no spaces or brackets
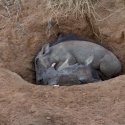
1,68,125,125
0,0,125,124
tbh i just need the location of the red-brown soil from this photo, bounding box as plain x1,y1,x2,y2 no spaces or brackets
0,0,125,124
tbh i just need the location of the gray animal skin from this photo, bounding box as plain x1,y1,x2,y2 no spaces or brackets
42,57,101,86
35,37,122,84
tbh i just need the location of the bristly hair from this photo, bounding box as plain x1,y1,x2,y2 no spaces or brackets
49,33,112,51
49,34,96,46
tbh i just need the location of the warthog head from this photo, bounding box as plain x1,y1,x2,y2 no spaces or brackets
42,56,101,86
35,43,53,84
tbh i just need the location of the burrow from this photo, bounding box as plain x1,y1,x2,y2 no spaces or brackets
0,15,125,85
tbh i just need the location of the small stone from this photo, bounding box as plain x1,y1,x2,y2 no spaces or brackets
46,117,51,120
53,85,59,87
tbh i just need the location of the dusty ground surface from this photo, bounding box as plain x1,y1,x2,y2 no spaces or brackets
0,0,125,124
0,68,125,125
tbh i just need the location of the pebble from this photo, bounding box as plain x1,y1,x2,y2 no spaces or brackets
46,117,51,120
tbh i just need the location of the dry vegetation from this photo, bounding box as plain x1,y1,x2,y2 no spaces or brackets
46,0,101,19
0,0,124,21
45,0,102,38
45,0,125,20
0,0,125,37
44,0,125,39
0,0,24,28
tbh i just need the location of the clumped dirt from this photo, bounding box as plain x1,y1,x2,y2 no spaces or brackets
1,68,125,125
0,0,125,124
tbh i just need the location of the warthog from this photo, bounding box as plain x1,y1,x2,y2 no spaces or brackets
35,35,122,84
42,56,101,86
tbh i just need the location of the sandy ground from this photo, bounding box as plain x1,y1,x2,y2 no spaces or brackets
0,68,125,125
0,0,125,124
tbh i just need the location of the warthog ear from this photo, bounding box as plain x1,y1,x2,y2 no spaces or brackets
41,43,50,55
35,58,42,71
34,58,39,71
85,55,94,66
57,33,63,40
57,59,69,71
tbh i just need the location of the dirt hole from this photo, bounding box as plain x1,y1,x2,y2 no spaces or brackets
0,17,124,85
0,0,125,84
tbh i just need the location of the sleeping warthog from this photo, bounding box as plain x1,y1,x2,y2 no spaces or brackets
35,35,122,84
42,56,101,86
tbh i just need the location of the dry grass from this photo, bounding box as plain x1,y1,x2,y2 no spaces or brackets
45,0,97,37
0,0,24,29
45,0,101,38
46,0,125,21
46,0,96,19
0,0,125,37
45,0,125,38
